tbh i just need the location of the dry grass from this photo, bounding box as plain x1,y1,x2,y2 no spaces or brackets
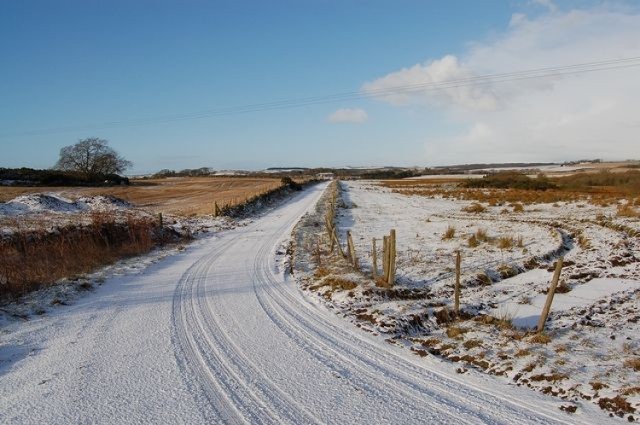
463,339,483,349
617,204,640,218
446,326,469,339
324,276,358,291
463,202,486,214
529,372,569,382
0,177,284,216
623,357,640,371
0,212,160,299
497,236,514,250
381,170,640,207
442,225,456,240
468,235,480,248
598,395,636,414
528,333,552,344
475,228,489,242
591,381,609,391
511,203,525,213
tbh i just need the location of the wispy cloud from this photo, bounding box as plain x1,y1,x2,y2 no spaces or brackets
328,108,368,124
363,4,640,164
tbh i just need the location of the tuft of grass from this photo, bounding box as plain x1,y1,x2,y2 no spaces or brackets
515,348,531,358
591,381,609,391
463,202,486,214
492,307,515,329
497,236,514,250
475,228,489,242
468,234,480,248
442,225,456,240
463,339,483,349
511,203,525,213
598,395,636,415
446,326,469,339
529,333,552,344
434,308,453,325
475,272,492,286
617,204,640,218
325,276,358,291
624,357,640,371
530,372,569,382
314,267,330,278
620,387,640,396
578,233,591,250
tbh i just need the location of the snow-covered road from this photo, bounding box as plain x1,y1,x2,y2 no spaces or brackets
0,184,612,424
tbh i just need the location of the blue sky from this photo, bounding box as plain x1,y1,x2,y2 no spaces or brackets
1,1,639,173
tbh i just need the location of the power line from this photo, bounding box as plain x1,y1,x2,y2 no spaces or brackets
3,55,640,138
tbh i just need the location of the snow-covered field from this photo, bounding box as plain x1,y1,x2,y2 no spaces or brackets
1,183,621,424
296,180,640,420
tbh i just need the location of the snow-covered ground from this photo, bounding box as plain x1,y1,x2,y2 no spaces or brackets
295,180,640,420
0,183,615,424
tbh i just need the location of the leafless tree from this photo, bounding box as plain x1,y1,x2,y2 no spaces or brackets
54,138,132,179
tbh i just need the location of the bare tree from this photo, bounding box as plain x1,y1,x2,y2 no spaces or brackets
54,138,132,179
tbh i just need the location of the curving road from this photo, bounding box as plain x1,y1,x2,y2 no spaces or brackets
0,183,611,424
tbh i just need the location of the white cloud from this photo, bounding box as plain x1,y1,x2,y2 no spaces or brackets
362,55,500,111
363,4,640,164
328,108,368,124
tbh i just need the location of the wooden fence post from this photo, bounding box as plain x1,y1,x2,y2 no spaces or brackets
157,212,163,228
347,231,358,270
213,201,220,217
537,256,564,333
332,228,345,258
454,250,461,316
387,229,396,287
382,235,389,284
372,238,378,280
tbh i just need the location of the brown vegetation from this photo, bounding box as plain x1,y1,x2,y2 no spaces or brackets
442,225,456,240
0,212,164,300
0,177,284,216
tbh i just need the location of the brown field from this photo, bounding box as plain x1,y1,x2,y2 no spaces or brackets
381,166,640,206
0,177,284,216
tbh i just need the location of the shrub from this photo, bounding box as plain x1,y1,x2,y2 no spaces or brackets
468,235,479,248
462,172,557,191
512,203,524,213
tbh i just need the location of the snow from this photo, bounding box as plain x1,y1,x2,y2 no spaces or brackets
0,193,132,217
293,180,640,419
0,183,613,424
494,274,640,328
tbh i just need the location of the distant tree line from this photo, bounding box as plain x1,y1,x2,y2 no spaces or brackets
0,167,129,186
1,137,132,187
152,167,213,178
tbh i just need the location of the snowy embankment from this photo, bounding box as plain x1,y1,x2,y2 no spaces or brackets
295,180,640,420
0,183,613,424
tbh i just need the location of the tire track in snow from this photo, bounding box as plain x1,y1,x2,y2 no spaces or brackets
171,191,325,424
170,183,603,424
248,209,578,425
